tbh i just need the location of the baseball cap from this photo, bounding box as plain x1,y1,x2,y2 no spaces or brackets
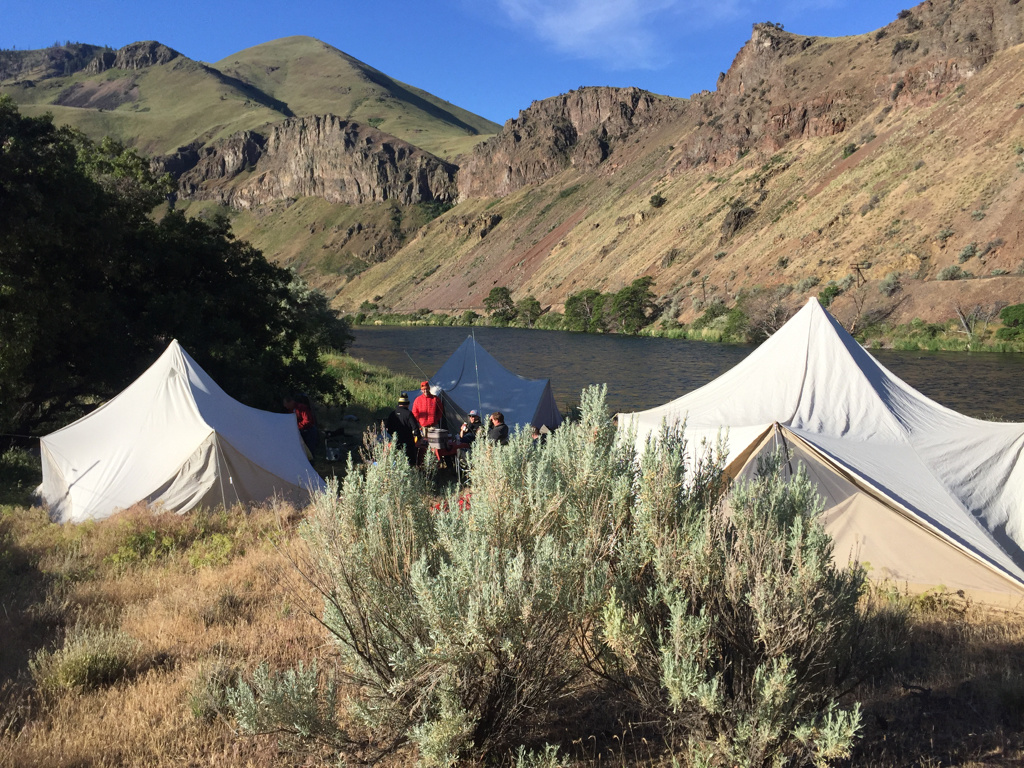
469,409,479,416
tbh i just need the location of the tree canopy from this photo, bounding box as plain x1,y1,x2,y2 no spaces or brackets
0,96,350,437
483,286,516,324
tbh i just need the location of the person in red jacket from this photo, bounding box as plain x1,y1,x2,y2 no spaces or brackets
284,394,318,457
411,381,444,430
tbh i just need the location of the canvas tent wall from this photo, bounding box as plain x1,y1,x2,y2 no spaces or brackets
618,298,1024,605
38,340,325,523
409,335,563,432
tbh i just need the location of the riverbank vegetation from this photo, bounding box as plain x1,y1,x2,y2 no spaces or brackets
350,281,1024,353
2,377,1023,766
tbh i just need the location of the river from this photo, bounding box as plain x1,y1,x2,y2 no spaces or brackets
349,326,1024,422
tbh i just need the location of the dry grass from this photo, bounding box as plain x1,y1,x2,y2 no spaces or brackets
3,499,1024,767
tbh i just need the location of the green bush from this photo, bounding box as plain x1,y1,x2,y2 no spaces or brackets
239,390,879,766
229,662,345,749
0,447,39,506
818,282,843,308
1000,303,1024,327
30,622,141,693
281,388,633,764
691,299,730,331
650,193,667,208
596,451,867,768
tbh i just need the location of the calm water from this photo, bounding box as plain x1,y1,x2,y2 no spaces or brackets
350,326,1024,422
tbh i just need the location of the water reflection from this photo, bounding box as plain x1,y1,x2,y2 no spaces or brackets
350,326,1024,422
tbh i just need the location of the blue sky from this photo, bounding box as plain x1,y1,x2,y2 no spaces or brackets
3,0,913,123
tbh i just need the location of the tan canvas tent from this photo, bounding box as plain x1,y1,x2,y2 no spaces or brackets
618,298,1024,605
38,340,324,523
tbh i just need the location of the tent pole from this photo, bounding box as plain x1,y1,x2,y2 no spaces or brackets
471,329,483,416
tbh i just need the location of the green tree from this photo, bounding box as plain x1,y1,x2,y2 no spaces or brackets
610,277,658,334
563,289,609,333
0,97,350,437
514,295,542,328
483,286,516,324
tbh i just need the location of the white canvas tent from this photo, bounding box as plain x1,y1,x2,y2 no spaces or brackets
410,335,563,432
619,298,1024,604
38,340,325,523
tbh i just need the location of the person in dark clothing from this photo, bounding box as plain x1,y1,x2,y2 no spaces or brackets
458,409,484,446
487,411,509,445
385,394,420,466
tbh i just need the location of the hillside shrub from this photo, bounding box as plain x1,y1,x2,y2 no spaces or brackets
958,242,978,263
937,265,970,281
879,271,902,296
796,275,820,293
690,299,729,331
650,193,667,208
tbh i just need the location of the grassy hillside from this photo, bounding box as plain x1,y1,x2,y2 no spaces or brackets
214,36,500,159
0,38,498,160
1,56,289,156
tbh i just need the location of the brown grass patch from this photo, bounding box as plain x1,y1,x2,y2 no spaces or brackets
4,501,1024,766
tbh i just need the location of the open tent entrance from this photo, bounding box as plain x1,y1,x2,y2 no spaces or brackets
729,424,1024,604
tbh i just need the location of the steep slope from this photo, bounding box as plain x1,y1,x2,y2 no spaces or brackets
213,36,500,159
333,0,1024,326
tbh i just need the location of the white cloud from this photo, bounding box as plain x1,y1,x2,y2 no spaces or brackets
495,0,734,70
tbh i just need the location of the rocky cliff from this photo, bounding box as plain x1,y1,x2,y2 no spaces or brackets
173,115,458,208
676,0,1024,170
457,87,684,200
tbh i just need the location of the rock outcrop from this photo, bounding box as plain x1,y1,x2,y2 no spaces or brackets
173,115,457,208
457,87,683,200
112,41,180,70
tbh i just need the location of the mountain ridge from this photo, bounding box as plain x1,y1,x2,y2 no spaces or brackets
3,1,1024,330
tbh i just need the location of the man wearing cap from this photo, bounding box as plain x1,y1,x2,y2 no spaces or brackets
386,393,420,465
459,410,484,446
412,380,444,431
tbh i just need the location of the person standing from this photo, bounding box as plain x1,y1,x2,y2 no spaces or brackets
487,411,509,445
284,394,318,457
412,381,444,431
386,393,420,466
